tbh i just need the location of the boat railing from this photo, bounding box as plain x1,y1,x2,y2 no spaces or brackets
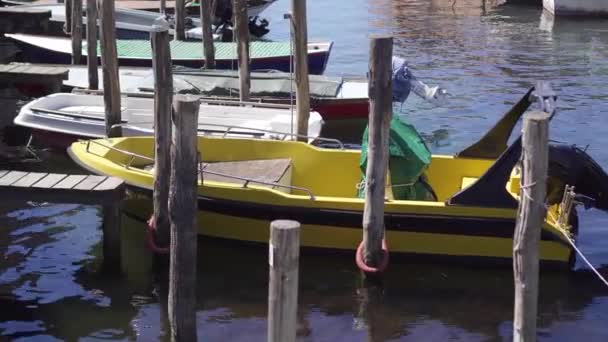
198,162,316,200
72,88,295,110
84,139,317,200
108,122,345,149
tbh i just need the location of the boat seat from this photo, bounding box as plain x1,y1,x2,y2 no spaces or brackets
201,158,293,194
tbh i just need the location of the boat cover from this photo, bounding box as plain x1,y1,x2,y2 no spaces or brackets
358,116,435,201
138,69,344,98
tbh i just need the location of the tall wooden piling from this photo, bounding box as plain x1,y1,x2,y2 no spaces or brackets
160,0,166,14
151,19,173,251
174,0,186,40
200,0,216,69
97,0,122,137
513,111,549,342
168,95,200,342
64,0,72,34
268,220,301,342
290,0,311,141
86,0,99,90
361,36,393,271
102,203,122,272
233,0,250,101
71,0,83,64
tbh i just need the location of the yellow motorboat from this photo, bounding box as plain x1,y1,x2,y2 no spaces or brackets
68,134,582,268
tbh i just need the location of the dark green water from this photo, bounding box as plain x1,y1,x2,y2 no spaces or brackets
2,0,608,340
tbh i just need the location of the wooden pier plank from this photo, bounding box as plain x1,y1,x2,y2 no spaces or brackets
94,177,124,191
52,175,87,189
0,172,125,204
73,175,107,190
12,172,48,187
32,173,68,188
0,171,28,186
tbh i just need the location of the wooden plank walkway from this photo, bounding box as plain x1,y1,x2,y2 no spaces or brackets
0,64,69,88
0,170,125,204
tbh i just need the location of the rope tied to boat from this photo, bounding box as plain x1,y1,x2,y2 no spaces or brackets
521,185,608,288
146,215,170,254
355,238,389,274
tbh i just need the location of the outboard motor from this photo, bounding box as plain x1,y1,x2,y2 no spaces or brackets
391,56,448,107
547,144,608,212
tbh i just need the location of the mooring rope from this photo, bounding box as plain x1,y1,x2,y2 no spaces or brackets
520,185,608,288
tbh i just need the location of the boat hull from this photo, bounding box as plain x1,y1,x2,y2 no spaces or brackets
121,192,573,268
11,38,332,75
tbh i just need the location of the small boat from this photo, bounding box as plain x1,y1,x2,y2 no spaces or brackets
6,3,205,40
66,86,608,268
58,65,368,121
7,33,333,74
2,0,277,18
16,93,324,148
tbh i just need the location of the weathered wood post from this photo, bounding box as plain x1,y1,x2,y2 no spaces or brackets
97,0,122,137
174,0,186,40
86,0,98,89
64,0,72,34
233,0,250,101
200,0,216,69
360,36,393,273
513,111,549,342
71,0,83,64
151,18,173,252
102,203,122,272
160,0,167,14
168,95,200,342
290,0,311,141
268,220,301,342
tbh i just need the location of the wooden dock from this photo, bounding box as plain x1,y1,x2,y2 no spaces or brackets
0,170,125,204
0,6,52,34
0,64,69,93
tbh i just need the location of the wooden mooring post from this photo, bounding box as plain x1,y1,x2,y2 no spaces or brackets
168,95,200,341
360,36,393,274
98,0,122,137
160,0,167,14
268,220,301,342
174,0,186,40
200,0,216,69
290,0,311,141
513,111,549,342
64,0,72,34
86,0,99,90
71,0,83,64
151,18,173,252
102,203,122,272
233,0,250,101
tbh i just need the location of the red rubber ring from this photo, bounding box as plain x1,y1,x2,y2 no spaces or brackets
146,215,170,254
355,238,389,274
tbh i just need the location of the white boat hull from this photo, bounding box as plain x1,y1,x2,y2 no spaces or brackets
544,0,608,16
16,93,323,146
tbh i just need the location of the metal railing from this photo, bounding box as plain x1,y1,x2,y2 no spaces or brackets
107,121,345,149
83,139,317,200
